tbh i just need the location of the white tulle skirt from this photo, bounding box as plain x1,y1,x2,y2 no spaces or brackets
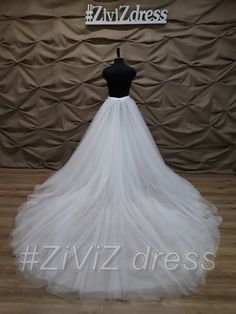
10,95,222,300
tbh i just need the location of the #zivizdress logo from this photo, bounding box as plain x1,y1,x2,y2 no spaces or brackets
85,4,168,25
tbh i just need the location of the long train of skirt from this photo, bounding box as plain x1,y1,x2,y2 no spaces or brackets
10,95,222,300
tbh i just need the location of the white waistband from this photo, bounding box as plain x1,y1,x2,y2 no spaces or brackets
108,95,131,101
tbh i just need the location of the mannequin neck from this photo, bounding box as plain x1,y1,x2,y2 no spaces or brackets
114,57,124,63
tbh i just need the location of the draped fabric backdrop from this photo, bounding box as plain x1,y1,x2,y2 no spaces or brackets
0,0,235,173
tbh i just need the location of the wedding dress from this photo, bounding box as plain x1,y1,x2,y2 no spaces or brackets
10,90,222,301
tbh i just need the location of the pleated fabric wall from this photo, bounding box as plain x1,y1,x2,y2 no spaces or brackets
0,0,235,173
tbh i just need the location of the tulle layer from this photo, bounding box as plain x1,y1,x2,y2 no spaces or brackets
10,95,222,300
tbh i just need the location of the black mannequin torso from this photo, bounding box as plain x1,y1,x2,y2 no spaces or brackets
102,49,136,98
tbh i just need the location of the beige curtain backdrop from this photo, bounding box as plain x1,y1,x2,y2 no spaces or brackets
0,0,235,173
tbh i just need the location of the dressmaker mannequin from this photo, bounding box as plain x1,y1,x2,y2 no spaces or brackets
102,48,136,97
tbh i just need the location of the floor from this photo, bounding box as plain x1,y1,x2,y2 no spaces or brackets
0,168,235,314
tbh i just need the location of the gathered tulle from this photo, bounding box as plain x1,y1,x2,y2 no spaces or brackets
10,95,222,300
